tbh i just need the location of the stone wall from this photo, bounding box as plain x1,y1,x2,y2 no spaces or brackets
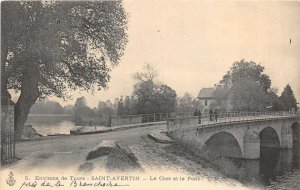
167,116,198,132
167,116,201,150
79,115,110,126
110,115,143,127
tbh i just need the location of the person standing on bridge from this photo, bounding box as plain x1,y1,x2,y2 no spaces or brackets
197,109,202,124
209,108,213,121
214,109,218,122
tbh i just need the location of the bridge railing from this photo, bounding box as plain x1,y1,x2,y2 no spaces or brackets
113,111,299,126
198,111,299,127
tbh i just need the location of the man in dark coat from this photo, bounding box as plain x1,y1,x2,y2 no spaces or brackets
214,109,218,122
197,109,202,124
209,108,213,121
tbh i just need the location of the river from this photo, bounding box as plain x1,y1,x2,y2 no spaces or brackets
232,142,300,189
25,114,75,136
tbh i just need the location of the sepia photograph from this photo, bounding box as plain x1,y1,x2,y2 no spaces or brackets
1,0,300,189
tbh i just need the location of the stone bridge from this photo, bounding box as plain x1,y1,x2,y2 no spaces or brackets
167,113,300,159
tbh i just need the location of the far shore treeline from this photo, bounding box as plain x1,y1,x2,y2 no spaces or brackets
29,61,298,127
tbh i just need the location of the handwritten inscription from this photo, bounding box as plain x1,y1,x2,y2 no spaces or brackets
20,180,125,190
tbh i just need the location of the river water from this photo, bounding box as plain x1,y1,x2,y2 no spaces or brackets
25,114,75,136
233,142,300,189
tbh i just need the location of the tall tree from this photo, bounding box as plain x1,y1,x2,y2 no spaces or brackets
117,96,125,115
230,79,269,111
133,81,177,114
220,59,271,91
133,63,158,83
213,85,231,111
216,59,272,111
1,1,128,139
73,97,92,125
279,84,297,111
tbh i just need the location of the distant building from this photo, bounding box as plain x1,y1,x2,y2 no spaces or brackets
197,87,215,110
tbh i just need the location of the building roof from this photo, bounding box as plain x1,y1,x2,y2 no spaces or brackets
197,88,215,99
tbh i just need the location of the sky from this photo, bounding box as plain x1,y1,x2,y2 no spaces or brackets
46,0,300,108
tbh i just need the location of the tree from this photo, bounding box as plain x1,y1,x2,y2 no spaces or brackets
30,100,65,114
216,59,272,111
176,93,203,112
230,79,269,111
96,100,116,116
220,59,271,91
133,81,177,114
279,84,297,111
1,1,128,139
264,88,283,111
154,84,177,113
73,97,92,125
117,96,125,115
123,96,134,115
213,85,231,111
133,63,158,83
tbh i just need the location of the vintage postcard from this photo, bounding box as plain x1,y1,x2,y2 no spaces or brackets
1,0,300,190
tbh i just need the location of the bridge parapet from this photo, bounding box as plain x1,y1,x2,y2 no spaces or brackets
196,112,300,129
167,116,198,131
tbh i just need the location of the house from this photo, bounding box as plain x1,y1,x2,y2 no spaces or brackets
197,85,234,112
197,87,215,110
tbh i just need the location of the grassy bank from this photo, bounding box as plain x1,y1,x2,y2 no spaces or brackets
165,140,260,185
106,148,142,172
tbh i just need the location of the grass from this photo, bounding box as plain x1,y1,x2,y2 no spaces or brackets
86,147,112,160
105,148,142,172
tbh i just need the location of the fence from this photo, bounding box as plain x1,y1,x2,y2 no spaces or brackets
112,112,194,124
1,131,16,165
113,111,300,127
198,111,300,128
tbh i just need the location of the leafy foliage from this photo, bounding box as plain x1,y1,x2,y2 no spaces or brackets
73,97,93,125
220,59,271,91
176,93,203,113
114,64,177,115
3,1,128,98
216,59,272,111
133,81,177,114
279,84,297,111
1,1,128,138
30,100,65,114
230,79,269,111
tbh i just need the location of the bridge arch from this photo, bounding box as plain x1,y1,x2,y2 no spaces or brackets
204,131,242,158
259,126,280,148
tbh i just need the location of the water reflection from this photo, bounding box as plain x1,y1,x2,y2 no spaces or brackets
236,142,300,187
29,121,75,136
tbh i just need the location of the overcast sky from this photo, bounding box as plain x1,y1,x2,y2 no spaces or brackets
47,0,300,107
